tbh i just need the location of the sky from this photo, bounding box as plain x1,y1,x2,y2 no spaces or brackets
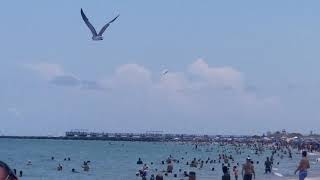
1,1,320,136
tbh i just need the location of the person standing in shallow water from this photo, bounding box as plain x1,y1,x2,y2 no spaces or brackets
167,160,173,173
264,157,272,174
222,166,230,180
233,166,238,180
295,151,310,180
155,174,163,180
242,158,255,180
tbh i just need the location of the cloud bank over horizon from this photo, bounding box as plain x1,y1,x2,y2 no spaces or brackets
26,63,106,91
10,59,283,136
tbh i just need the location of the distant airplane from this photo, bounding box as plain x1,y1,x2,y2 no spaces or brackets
81,8,119,41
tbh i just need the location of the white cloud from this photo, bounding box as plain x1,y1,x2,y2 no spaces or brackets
106,63,152,88
25,63,65,79
101,60,277,112
159,72,189,92
20,59,281,134
188,59,244,90
26,61,276,108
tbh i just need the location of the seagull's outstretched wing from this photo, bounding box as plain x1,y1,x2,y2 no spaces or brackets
98,14,120,36
81,8,97,36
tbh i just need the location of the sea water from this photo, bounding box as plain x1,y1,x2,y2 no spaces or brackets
0,138,320,180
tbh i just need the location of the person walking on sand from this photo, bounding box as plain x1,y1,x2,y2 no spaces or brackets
295,151,310,180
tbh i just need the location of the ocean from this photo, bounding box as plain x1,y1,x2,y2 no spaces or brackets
0,138,320,180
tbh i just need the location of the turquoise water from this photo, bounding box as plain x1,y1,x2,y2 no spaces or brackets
0,138,320,180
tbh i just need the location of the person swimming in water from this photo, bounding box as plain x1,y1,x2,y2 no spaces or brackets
295,151,310,180
71,168,79,173
57,164,63,171
167,160,173,173
26,160,32,166
143,164,149,171
137,158,143,165
190,158,198,168
82,162,90,172
150,174,155,180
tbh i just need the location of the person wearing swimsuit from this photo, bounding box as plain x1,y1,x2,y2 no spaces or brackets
295,151,310,180
242,157,255,180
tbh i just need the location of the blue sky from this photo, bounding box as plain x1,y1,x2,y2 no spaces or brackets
1,1,320,135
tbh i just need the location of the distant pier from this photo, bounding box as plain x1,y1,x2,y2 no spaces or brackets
2,130,315,145
0,130,225,142
63,130,209,142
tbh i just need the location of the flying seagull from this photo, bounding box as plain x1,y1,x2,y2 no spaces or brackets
162,69,169,76
81,8,119,41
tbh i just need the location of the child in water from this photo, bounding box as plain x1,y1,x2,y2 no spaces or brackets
233,166,239,180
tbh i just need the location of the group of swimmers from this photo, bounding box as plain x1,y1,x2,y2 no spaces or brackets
134,141,313,180
0,155,93,180
51,156,91,173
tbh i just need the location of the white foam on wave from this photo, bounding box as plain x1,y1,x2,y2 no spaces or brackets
273,172,284,177
308,153,317,156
